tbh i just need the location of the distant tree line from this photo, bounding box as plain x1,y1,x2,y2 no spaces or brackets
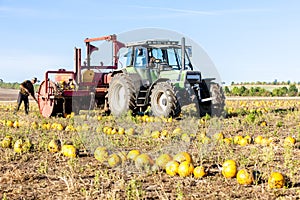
231,80,300,85
0,79,39,91
224,84,299,97
0,79,20,89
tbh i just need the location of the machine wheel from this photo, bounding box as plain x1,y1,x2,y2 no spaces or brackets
198,80,225,117
38,80,58,117
210,83,225,117
107,73,136,116
198,80,212,117
150,82,181,117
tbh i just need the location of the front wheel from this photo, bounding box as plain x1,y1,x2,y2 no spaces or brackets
107,73,136,116
150,82,181,117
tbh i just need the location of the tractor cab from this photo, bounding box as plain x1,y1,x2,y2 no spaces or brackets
122,40,193,71
118,39,195,87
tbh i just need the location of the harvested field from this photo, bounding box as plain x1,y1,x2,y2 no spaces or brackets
0,95,299,199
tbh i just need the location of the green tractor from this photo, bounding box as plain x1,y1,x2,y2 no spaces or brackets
107,37,224,117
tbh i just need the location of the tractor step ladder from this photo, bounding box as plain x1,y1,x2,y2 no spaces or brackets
136,89,148,107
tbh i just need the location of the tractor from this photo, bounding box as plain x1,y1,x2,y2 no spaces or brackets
107,37,224,117
38,34,224,118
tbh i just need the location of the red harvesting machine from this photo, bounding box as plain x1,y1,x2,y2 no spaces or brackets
38,34,123,117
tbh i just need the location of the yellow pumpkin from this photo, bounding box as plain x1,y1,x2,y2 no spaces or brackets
155,153,173,170
94,146,109,163
193,166,206,178
22,138,32,152
173,151,192,164
222,160,237,178
173,127,182,135
6,120,13,127
13,138,31,153
284,136,296,146
127,149,140,161
214,132,224,141
261,138,271,146
61,144,77,158
48,139,61,153
1,136,12,148
223,138,232,145
238,137,249,146
13,139,23,153
236,169,254,185
108,153,122,168
178,161,194,177
125,127,135,135
233,135,243,144
254,135,263,144
151,130,160,139
165,160,179,176
268,172,285,189
135,153,154,170
118,127,125,135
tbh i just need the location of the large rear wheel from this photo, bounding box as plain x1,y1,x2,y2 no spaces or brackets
107,73,136,116
150,82,181,117
38,80,58,117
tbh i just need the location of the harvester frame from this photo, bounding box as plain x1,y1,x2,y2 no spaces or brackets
38,34,122,117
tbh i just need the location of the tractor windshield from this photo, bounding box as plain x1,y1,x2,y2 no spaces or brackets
148,47,193,70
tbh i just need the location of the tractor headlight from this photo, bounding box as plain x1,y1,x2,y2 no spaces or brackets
186,74,200,80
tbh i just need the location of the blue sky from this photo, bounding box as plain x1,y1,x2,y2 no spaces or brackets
1,0,300,84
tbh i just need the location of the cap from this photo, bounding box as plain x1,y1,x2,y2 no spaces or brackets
32,77,40,83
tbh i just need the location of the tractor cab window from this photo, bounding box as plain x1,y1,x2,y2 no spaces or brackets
176,49,193,70
134,47,147,68
167,49,180,70
148,48,164,63
117,47,132,68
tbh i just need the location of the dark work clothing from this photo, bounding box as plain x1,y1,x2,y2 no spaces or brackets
20,80,35,96
17,92,29,114
16,80,35,114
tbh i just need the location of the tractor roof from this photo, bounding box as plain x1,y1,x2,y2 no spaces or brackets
125,40,181,48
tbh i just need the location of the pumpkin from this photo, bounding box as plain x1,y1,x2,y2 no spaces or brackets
254,135,263,144
284,136,296,146
236,169,254,185
155,153,173,170
61,144,77,158
222,160,237,178
127,149,140,161
94,146,109,163
13,139,23,153
178,161,194,177
173,152,192,164
165,160,179,176
193,166,206,178
135,153,154,170
238,137,249,146
233,135,243,144
1,136,12,148
22,138,32,152
48,139,61,153
268,172,285,189
108,153,122,168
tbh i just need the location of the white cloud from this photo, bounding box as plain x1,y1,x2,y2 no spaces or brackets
130,5,271,16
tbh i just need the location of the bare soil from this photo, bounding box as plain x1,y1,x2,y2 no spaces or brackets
0,88,18,101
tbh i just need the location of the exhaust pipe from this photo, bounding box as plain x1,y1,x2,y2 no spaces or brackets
178,37,185,81
181,37,185,70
